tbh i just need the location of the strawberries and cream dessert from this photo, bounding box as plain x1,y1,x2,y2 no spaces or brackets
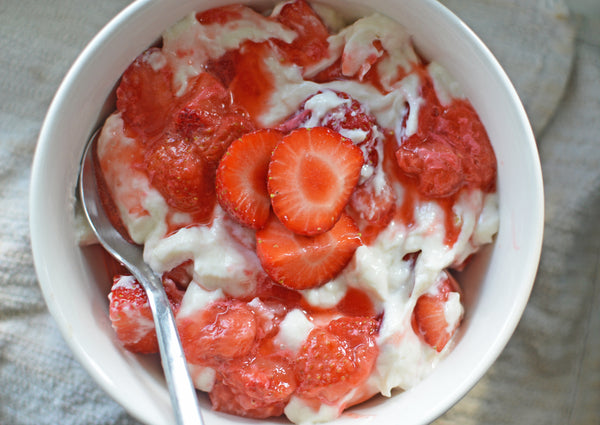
96,0,499,423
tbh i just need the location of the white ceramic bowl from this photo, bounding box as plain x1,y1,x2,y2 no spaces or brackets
30,0,544,424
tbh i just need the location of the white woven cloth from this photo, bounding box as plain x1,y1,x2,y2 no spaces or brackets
2,0,598,423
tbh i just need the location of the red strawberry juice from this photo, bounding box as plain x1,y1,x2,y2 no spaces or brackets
92,0,499,422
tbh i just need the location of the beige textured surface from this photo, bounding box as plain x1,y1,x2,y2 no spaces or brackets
1,0,598,424
442,0,575,135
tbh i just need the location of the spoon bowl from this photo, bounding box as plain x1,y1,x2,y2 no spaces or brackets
78,131,205,425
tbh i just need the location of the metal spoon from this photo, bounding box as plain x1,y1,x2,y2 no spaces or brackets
79,131,205,425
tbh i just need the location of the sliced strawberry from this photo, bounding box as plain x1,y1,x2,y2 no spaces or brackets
210,352,296,418
272,0,331,69
177,299,258,366
295,317,379,404
108,275,183,354
256,213,362,290
268,127,363,236
318,92,381,167
146,135,216,216
293,91,381,168
216,129,283,229
411,272,463,352
116,47,174,141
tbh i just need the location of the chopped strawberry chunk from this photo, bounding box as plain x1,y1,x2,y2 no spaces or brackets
295,317,379,404
268,127,363,236
210,352,297,418
108,275,183,354
116,47,174,141
162,260,194,291
443,100,497,191
228,41,276,124
311,57,344,83
174,72,255,166
177,299,258,366
272,0,331,69
348,174,396,227
145,135,216,216
216,129,283,229
335,287,376,317
172,73,230,139
412,272,463,352
396,133,463,197
256,213,362,290
205,49,240,88
396,68,496,197
195,4,245,25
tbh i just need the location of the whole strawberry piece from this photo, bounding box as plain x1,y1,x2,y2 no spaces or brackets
295,317,379,404
411,272,464,352
395,67,496,198
210,352,297,418
176,299,258,367
272,0,331,69
174,72,255,167
268,127,363,236
256,213,362,290
145,136,215,216
216,129,283,229
116,47,174,141
108,275,183,354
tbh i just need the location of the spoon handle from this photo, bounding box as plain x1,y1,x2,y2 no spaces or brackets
79,132,204,424
137,266,205,425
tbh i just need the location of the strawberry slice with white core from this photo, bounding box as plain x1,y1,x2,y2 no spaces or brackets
256,213,362,290
216,129,283,229
268,127,364,236
411,271,464,352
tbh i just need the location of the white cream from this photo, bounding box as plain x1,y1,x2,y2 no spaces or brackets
472,192,500,246
331,13,418,83
444,292,464,334
428,61,465,107
177,283,225,320
301,90,351,128
144,208,262,298
273,309,315,353
96,113,169,245
300,279,348,309
284,396,341,425
187,364,216,392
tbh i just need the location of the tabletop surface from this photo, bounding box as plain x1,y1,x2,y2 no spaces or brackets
1,0,598,424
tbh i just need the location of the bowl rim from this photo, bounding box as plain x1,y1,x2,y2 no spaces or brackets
29,0,544,424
